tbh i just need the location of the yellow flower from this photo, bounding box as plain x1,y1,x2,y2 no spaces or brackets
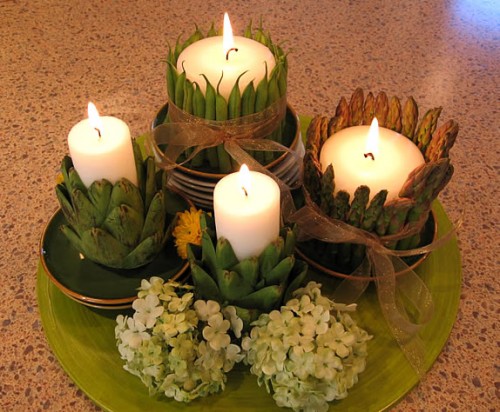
172,207,203,260
55,173,64,185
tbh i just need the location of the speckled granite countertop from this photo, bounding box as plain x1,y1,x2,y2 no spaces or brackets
1,0,498,410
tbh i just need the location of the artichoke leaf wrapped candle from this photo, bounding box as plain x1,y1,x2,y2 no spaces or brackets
56,103,174,269
186,173,308,323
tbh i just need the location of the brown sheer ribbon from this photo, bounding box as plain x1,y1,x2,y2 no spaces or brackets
288,189,461,377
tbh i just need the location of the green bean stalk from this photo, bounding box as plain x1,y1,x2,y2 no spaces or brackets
164,20,288,173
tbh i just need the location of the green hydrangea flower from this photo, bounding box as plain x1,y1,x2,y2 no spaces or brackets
242,281,372,412
115,277,244,402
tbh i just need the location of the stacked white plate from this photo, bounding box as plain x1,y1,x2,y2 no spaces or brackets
153,103,304,209
168,138,304,208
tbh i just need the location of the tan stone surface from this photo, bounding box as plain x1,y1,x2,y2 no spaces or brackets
0,0,498,410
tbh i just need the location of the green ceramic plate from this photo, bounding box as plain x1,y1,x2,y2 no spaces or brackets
37,200,461,411
39,188,190,307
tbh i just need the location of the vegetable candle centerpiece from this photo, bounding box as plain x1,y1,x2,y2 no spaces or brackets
319,118,425,201
67,102,138,187
213,164,280,260
177,13,276,100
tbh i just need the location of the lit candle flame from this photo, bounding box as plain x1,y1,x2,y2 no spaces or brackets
239,164,251,197
88,102,104,138
223,12,235,55
364,117,380,159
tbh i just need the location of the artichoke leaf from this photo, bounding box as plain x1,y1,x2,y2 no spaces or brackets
281,225,297,259
80,228,130,267
68,167,87,196
122,233,163,269
107,179,144,217
55,184,78,229
283,260,309,303
264,255,295,286
216,237,239,270
201,226,218,277
255,278,265,290
59,225,83,252
231,257,259,288
60,156,73,193
71,189,101,232
258,238,283,277
217,269,255,302
88,179,113,226
103,204,144,248
141,191,165,241
186,243,202,263
191,262,222,302
236,284,283,313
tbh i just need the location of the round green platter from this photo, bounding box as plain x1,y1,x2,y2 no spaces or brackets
37,199,461,411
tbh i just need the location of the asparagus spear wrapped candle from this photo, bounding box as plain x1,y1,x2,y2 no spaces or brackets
299,88,458,273
319,117,425,201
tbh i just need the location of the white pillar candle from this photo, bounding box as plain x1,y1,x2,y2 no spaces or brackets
177,13,276,100
319,118,425,201
67,103,138,187
213,164,280,260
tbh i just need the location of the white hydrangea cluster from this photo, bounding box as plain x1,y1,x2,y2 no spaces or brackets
115,277,244,402
241,281,372,412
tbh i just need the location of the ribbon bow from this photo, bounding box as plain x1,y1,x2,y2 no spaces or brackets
288,190,461,377
148,96,295,172
146,96,303,214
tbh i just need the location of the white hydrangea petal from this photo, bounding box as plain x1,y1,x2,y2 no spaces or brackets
206,300,221,314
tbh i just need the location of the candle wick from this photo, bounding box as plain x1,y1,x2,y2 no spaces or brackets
242,186,248,197
94,127,102,139
364,152,375,161
225,47,238,61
